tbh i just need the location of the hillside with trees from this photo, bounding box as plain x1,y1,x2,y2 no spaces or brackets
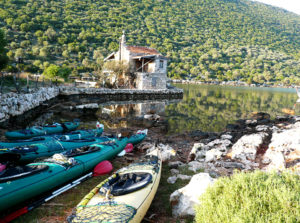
0,0,300,84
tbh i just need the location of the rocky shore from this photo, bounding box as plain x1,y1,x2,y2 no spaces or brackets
171,79,298,88
131,112,300,219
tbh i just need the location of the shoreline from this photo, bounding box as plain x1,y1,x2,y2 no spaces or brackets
2,111,299,222
170,79,299,89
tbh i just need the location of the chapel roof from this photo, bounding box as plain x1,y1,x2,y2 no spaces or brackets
126,46,161,55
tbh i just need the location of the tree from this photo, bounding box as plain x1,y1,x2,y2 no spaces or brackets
62,50,69,58
103,60,130,88
93,49,104,73
15,48,25,59
43,64,71,81
43,64,59,80
0,29,8,92
59,65,71,80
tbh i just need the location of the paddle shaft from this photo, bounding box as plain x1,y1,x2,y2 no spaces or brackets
0,172,93,223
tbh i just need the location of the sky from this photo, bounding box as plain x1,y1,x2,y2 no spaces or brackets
254,0,300,15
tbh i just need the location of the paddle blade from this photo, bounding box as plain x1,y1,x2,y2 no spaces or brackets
117,150,126,157
0,207,28,223
124,143,134,153
96,121,104,129
93,161,113,176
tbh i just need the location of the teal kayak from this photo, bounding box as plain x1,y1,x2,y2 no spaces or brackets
127,129,148,145
0,131,146,163
0,136,111,163
0,127,104,149
5,121,80,140
0,137,128,213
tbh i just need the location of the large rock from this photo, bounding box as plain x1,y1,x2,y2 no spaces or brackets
263,150,286,171
147,143,176,162
205,149,223,162
263,122,300,171
230,132,268,161
188,143,205,161
189,139,232,162
168,161,185,169
170,173,214,217
188,161,205,172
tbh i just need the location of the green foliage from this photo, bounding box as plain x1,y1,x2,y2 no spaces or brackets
195,171,300,223
43,64,59,79
0,29,8,70
43,64,71,80
0,0,300,83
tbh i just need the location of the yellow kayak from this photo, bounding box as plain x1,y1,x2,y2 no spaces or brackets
68,148,162,223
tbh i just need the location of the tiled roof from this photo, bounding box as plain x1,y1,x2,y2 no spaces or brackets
126,46,161,55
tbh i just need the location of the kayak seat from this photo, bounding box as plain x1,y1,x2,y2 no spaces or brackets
10,146,39,154
101,172,152,196
0,153,21,163
65,145,100,157
0,165,49,183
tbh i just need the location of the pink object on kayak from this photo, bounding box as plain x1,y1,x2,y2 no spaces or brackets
0,163,6,172
93,161,113,176
124,143,134,153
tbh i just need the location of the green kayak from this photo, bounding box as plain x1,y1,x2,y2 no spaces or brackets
0,130,146,163
0,137,128,213
5,121,80,140
127,129,148,145
0,136,111,163
0,127,104,149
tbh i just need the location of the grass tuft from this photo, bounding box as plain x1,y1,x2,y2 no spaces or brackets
195,170,300,223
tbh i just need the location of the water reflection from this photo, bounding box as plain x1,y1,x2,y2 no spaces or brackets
31,85,300,135
166,84,300,133
96,101,172,129
99,101,166,118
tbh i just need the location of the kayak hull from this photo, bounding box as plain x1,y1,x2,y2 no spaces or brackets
0,131,145,163
69,148,161,223
5,121,80,140
0,128,103,149
0,138,128,212
0,136,113,163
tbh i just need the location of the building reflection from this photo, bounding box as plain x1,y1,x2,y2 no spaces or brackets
96,100,180,130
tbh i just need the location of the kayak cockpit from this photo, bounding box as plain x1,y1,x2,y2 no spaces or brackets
65,145,101,157
0,165,49,183
100,172,152,196
10,146,38,154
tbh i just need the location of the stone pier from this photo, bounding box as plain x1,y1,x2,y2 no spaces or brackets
0,86,183,128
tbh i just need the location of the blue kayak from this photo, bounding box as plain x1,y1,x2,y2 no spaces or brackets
0,131,147,163
5,121,80,140
0,128,104,149
0,137,128,213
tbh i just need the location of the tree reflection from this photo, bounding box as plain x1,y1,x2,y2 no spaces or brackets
166,84,299,133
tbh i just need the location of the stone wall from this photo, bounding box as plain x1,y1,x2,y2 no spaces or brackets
135,72,167,90
0,87,59,124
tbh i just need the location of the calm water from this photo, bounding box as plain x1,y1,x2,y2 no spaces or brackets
34,84,300,134
166,84,300,133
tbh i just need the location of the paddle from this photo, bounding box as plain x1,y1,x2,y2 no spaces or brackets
0,160,113,223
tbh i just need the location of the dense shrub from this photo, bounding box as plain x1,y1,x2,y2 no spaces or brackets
195,171,300,223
